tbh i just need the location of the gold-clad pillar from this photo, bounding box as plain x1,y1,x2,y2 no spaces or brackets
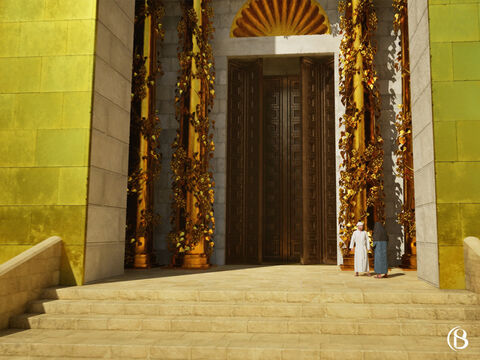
183,0,210,269
352,0,367,225
134,3,154,268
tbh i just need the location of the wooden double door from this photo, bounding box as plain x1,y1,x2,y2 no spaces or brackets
226,57,337,265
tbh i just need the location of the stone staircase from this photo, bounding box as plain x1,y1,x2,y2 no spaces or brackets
0,265,479,359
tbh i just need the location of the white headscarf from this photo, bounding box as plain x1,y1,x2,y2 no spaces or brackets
356,221,364,227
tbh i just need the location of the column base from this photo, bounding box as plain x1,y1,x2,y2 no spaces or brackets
182,253,210,269
134,253,153,268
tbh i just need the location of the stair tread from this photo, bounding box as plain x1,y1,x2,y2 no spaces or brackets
28,298,480,307
1,329,479,348
42,286,479,299
45,285,477,293
11,312,480,324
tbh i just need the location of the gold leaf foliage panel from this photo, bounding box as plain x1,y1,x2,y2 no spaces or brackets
231,0,331,37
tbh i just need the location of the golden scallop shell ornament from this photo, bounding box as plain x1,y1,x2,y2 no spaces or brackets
230,0,331,37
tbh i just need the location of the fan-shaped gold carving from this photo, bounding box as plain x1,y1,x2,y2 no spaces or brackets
230,0,331,37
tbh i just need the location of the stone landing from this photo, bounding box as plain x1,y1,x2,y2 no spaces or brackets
1,265,479,359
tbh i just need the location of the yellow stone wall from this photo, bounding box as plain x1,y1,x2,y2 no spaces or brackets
429,0,480,289
0,0,98,285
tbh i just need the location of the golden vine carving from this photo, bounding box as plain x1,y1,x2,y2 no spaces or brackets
338,0,385,255
169,0,216,260
393,0,416,243
125,0,165,267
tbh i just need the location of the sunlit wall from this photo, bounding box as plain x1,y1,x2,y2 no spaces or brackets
0,0,98,285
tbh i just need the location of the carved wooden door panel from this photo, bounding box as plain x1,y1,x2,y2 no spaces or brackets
262,77,282,261
287,77,303,262
262,76,302,263
321,59,338,264
226,59,262,264
301,58,321,264
301,57,337,264
244,60,262,261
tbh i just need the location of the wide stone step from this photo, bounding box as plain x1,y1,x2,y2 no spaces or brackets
9,313,480,337
27,299,480,321
41,286,480,305
0,329,479,359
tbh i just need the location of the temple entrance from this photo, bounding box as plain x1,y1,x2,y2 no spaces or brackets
226,57,337,265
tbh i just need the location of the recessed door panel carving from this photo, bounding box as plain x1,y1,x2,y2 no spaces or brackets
287,78,303,262
262,78,283,261
263,76,302,263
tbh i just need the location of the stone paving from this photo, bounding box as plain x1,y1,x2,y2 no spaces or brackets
1,265,479,359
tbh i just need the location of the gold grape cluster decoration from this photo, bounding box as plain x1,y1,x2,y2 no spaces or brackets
125,0,165,266
338,0,385,254
393,0,411,179
169,0,216,259
393,0,416,242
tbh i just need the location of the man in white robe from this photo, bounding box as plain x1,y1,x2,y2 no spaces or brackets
349,222,371,276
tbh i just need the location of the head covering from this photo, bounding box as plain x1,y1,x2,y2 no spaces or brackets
373,222,388,242
356,221,364,226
